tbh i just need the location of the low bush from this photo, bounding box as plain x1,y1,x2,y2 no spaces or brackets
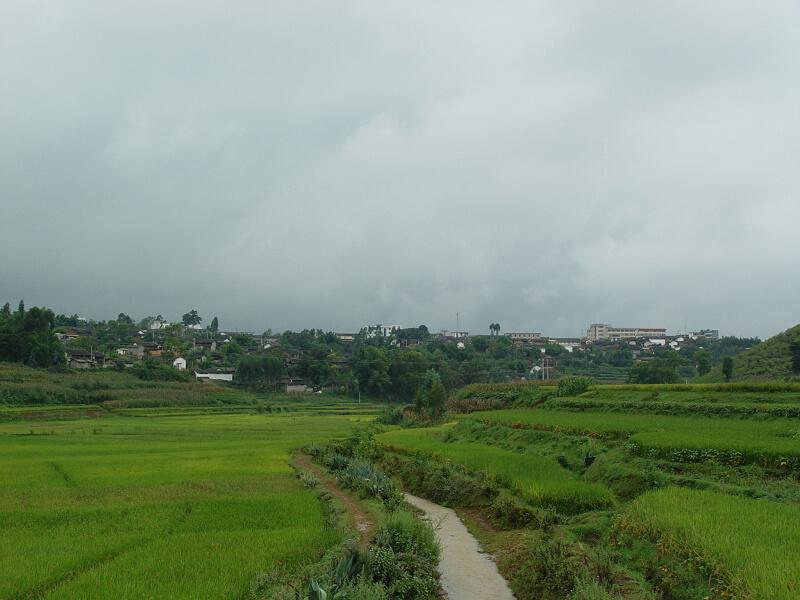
381,451,496,507
366,510,439,599
376,406,405,425
489,492,559,530
557,376,594,397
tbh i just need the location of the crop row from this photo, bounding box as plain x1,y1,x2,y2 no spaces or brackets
474,409,800,467
545,397,800,418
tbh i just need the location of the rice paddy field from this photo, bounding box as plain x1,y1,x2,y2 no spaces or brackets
0,407,377,599
377,382,800,598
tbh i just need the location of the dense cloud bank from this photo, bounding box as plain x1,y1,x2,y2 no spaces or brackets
2,2,798,337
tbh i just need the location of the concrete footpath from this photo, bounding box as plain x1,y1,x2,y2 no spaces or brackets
404,493,516,600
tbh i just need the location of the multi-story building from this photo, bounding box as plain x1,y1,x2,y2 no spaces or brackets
586,323,667,342
691,329,719,341
506,332,542,342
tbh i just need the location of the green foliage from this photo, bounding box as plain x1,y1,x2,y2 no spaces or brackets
722,356,734,382
237,354,286,388
701,323,800,381
0,301,64,368
556,376,594,397
412,370,446,418
489,492,558,530
181,309,202,326
693,349,711,376
627,359,679,384
791,340,800,375
380,451,496,507
366,510,439,599
375,406,405,425
130,360,191,382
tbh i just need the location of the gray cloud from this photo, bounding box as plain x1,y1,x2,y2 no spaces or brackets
2,1,798,338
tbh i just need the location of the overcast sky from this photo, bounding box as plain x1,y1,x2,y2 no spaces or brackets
2,2,799,338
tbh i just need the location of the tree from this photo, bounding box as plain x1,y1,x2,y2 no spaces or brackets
0,303,10,320
722,356,734,382
627,359,679,384
427,375,446,417
0,302,63,367
790,340,800,375
117,313,133,324
413,370,447,417
210,316,219,333
693,349,712,376
489,323,501,336
181,310,202,327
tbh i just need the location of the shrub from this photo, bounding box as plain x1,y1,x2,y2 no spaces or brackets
376,406,405,425
557,376,594,397
336,459,403,509
489,492,558,530
366,510,439,599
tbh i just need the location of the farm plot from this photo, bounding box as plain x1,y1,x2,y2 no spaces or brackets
0,411,374,599
614,487,800,599
476,408,800,466
377,426,614,512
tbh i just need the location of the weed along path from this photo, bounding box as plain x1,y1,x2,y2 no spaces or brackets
293,453,374,545
404,493,515,600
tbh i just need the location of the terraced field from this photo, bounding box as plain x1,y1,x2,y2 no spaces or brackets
377,382,800,598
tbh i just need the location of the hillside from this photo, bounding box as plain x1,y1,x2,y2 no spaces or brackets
699,323,800,381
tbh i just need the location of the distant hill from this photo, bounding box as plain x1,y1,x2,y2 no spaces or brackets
698,323,800,381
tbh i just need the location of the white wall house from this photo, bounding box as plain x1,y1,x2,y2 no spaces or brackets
173,357,187,370
194,370,234,382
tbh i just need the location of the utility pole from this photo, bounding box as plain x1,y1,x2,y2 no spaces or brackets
456,312,460,337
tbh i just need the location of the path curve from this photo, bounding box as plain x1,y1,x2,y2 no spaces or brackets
404,493,515,600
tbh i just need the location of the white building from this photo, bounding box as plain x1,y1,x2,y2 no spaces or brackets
507,332,542,342
690,329,719,341
440,330,469,339
365,324,402,338
586,324,667,342
173,357,187,370
194,369,234,382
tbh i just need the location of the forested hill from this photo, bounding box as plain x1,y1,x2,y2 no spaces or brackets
700,323,800,381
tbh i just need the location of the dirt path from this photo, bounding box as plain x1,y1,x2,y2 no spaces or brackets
404,493,516,600
292,454,374,546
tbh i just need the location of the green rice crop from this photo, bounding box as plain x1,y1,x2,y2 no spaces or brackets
0,410,374,598
614,487,800,599
376,427,614,513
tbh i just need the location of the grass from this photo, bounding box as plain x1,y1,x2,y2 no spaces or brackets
615,487,800,599
0,408,376,598
376,426,614,513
